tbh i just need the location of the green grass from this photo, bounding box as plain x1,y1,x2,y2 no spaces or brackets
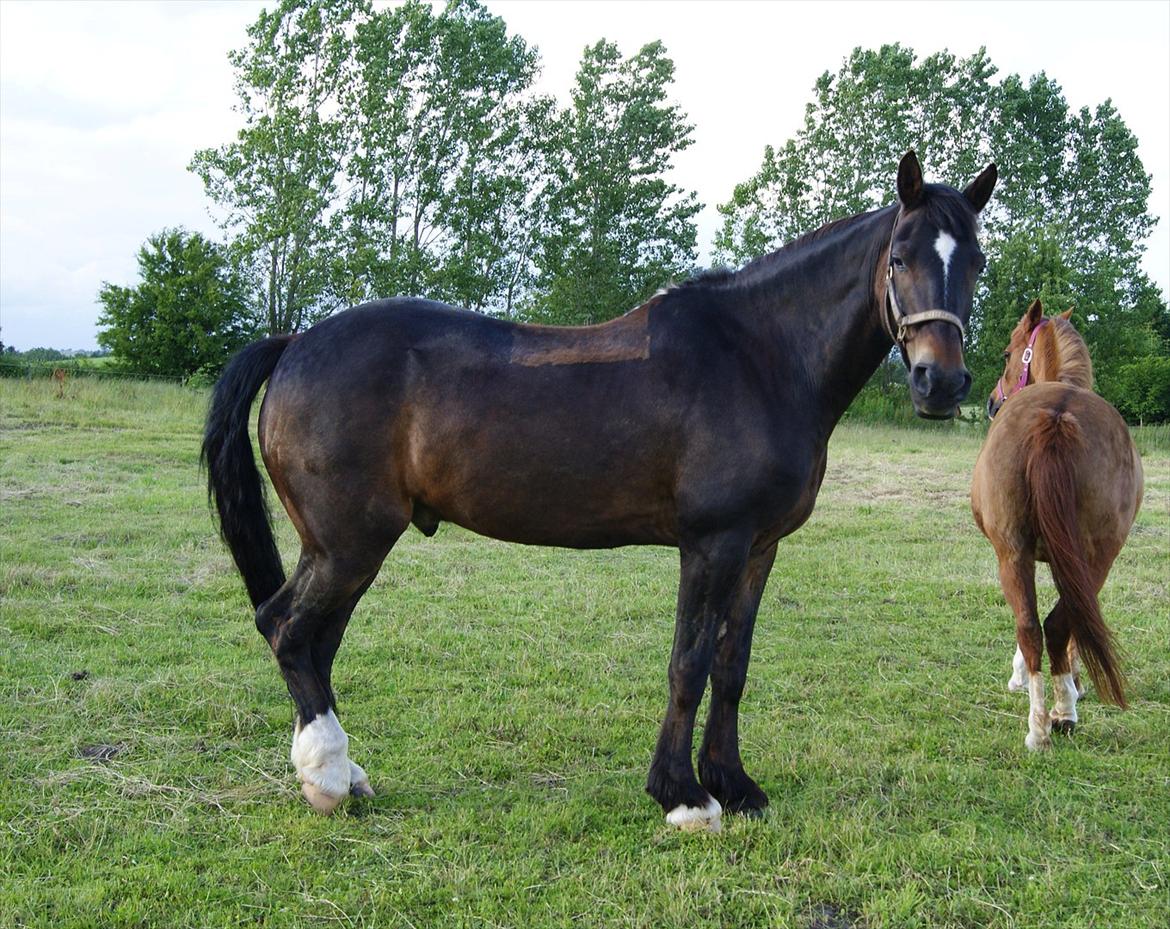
1,376,1167,929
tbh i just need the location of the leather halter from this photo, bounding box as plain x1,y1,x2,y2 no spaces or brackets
995,319,1048,405
881,211,967,363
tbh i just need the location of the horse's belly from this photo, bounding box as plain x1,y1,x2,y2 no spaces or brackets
423,473,677,548
405,419,679,548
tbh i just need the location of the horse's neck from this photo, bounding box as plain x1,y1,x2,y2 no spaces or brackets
737,208,896,430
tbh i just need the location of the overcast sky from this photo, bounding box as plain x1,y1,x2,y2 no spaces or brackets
1,0,1167,350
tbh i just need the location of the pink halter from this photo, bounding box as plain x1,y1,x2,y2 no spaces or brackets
995,319,1048,405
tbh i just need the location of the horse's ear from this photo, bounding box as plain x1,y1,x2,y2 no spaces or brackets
1026,299,1044,330
963,163,997,212
1060,308,1074,320
897,151,923,209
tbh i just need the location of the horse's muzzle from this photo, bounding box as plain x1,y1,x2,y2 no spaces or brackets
910,362,972,419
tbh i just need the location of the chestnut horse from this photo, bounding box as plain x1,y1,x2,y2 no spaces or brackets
971,300,1143,751
204,152,996,829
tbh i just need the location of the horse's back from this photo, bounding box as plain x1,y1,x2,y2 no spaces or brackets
972,383,1142,554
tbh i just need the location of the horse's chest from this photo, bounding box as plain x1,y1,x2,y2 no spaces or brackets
705,432,827,542
763,444,828,537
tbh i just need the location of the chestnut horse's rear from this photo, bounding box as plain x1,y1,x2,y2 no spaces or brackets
972,302,1143,750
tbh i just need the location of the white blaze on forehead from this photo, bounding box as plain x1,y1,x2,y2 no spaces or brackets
934,231,958,298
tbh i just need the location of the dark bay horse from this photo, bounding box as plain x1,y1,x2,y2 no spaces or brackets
972,300,1143,751
204,151,996,829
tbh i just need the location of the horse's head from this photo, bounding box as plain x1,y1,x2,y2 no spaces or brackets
884,151,996,419
987,300,1083,418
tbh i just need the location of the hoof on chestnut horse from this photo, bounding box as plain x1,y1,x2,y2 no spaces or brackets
348,761,375,798
302,781,347,815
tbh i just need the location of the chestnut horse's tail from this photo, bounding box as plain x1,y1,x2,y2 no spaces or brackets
202,335,297,609
1025,408,1127,707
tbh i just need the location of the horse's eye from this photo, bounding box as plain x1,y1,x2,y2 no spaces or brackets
1003,351,1011,361
892,256,906,271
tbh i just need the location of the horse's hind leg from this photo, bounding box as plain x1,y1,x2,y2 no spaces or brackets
308,575,379,798
997,552,1049,750
1007,645,1027,693
697,543,777,816
1044,599,1079,735
257,549,392,813
1069,641,1084,698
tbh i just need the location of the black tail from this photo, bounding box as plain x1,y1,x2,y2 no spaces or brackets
201,335,296,608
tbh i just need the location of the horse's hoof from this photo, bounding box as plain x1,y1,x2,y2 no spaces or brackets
302,782,346,815
666,795,722,833
720,785,769,818
349,761,375,798
349,780,375,798
1024,732,1051,752
1007,678,1027,693
1051,719,1076,736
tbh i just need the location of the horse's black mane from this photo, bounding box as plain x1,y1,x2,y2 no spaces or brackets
674,267,736,290
668,182,978,298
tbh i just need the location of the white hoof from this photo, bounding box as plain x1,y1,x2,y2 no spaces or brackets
666,795,722,833
1024,730,1051,752
1007,676,1027,693
302,781,346,814
291,711,351,814
348,760,375,798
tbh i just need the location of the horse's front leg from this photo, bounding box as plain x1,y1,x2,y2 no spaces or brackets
698,542,777,816
647,532,752,832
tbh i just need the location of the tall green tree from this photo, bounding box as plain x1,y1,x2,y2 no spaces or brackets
713,44,1167,420
340,0,546,314
528,40,701,325
714,46,996,257
96,230,256,378
190,0,364,334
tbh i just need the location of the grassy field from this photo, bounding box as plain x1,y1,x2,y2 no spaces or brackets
1,376,1167,929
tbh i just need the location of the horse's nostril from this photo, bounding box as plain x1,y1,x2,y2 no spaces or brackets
958,370,973,401
911,363,932,394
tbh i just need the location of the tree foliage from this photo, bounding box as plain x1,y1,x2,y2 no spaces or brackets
96,230,256,378
340,0,547,314
190,0,363,334
194,0,681,325
528,40,701,325
713,44,1168,420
